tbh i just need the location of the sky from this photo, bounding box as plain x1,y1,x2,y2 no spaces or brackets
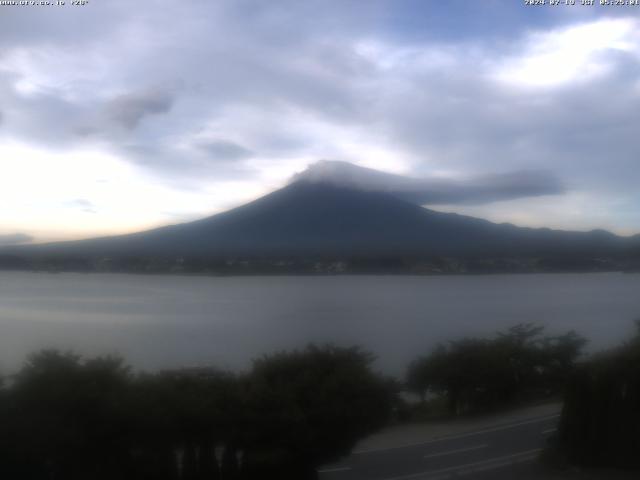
1,0,639,244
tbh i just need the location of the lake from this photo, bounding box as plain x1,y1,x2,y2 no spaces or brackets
1,272,639,376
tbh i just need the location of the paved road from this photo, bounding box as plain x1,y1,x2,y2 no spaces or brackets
318,410,560,480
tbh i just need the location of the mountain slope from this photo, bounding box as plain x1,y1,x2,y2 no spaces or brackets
5,181,635,259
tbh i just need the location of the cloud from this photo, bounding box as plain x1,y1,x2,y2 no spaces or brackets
198,140,254,162
293,160,565,205
120,141,259,189
493,18,638,88
0,233,33,246
106,89,175,130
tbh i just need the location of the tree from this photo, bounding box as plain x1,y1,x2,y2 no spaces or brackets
557,322,640,469
0,345,392,480
407,324,587,416
6,350,132,480
242,345,393,480
126,368,242,480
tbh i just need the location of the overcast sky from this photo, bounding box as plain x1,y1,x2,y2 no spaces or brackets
1,0,639,244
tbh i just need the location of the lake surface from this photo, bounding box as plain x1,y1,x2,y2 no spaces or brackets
1,272,639,376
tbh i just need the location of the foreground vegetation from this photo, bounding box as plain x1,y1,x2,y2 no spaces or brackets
1,322,639,478
556,322,640,469
405,323,640,473
0,346,393,480
406,324,586,417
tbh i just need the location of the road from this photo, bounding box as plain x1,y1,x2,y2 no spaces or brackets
318,407,560,480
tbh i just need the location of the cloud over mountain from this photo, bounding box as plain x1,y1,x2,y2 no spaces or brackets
293,161,565,205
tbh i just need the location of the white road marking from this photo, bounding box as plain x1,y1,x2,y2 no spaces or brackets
317,466,351,474
353,413,560,455
423,444,488,460
380,448,542,480
542,428,557,435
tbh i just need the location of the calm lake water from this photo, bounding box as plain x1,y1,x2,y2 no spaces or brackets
1,272,639,376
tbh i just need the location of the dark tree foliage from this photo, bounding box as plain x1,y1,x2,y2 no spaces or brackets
243,345,393,479
557,322,640,469
1,351,133,480
406,324,586,416
124,368,241,480
0,345,393,480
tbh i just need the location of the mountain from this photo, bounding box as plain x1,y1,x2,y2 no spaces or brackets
3,180,638,263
